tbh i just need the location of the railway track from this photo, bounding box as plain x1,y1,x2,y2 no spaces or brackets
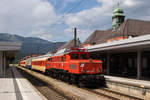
15,65,145,100
17,68,71,100
86,88,145,100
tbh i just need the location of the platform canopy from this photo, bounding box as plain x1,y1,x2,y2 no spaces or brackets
0,42,22,77
0,42,21,51
85,34,150,53
85,34,150,79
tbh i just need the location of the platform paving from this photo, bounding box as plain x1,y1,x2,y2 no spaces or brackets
0,66,45,100
104,75,150,99
105,75,150,89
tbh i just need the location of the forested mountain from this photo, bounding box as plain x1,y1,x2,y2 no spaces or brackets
0,33,66,58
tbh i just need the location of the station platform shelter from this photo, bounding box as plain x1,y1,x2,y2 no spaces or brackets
86,34,150,80
0,42,22,77
0,42,45,100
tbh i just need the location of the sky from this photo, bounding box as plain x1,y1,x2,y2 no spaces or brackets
0,0,150,42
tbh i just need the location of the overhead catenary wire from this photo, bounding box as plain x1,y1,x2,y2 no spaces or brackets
50,0,86,27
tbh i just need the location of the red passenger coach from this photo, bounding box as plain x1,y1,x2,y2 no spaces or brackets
31,55,52,72
20,60,26,67
46,47,104,87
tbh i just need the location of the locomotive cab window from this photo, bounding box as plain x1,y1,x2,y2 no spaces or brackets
71,54,79,59
48,58,50,61
48,58,52,61
80,54,88,59
62,56,63,62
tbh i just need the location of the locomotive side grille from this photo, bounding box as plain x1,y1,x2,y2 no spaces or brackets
82,63,101,74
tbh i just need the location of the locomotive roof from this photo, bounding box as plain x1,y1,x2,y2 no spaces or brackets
53,48,67,56
21,47,88,61
52,47,88,56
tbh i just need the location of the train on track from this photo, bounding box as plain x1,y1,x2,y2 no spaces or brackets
20,47,105,87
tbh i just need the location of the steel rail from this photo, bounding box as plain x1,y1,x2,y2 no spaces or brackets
85,88,144,100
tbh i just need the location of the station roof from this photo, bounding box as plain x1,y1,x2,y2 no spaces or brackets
0,42,22,51
86,34,150,53
83,19,150,45
58,39,81,50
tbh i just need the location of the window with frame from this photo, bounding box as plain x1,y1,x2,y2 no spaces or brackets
71,54,79,59
80,54,88,59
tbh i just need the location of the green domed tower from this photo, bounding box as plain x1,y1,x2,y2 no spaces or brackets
112,3,125,30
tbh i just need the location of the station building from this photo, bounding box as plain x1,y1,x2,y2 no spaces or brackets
82,4,150,79
0,42,21,77
59,39,81,50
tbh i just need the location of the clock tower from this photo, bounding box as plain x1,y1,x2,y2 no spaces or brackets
112,3,125,30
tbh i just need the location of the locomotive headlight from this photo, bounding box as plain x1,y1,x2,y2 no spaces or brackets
80,63,84,67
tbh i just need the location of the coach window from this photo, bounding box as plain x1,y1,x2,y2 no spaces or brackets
80,54,88,59
71,54,79,59
48,58,51,61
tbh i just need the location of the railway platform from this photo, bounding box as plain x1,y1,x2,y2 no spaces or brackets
105,75,150,89
0,65,46,100
104,75,150,99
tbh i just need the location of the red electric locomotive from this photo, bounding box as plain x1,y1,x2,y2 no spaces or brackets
46,47,104,87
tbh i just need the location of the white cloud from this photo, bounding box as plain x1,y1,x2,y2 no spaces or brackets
123,0,140,7
64,0,115,41
65,0,144,29
0,0,58,39
29,28,53,40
